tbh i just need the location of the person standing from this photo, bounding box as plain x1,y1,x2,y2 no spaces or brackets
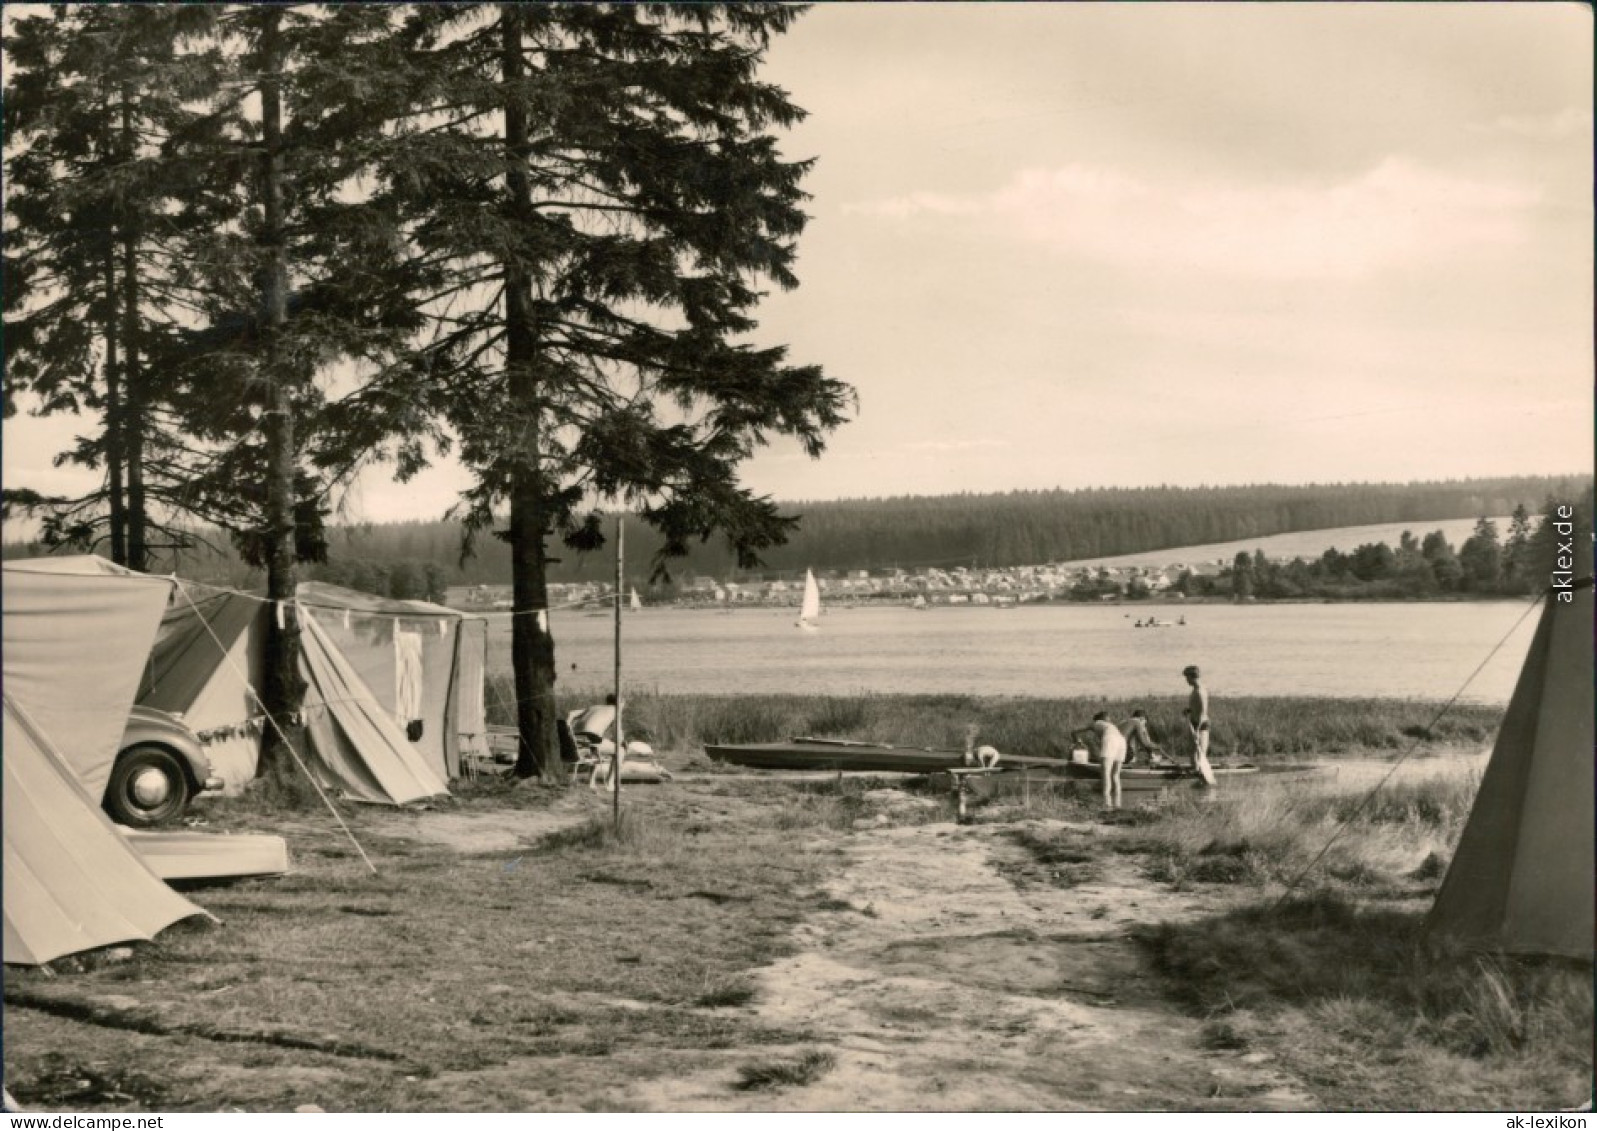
1073,711,1127,809
1182,665,1217,786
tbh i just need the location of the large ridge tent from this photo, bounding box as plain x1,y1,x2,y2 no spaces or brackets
1426,565,1595,959
2,558,207,965
137,580,481,804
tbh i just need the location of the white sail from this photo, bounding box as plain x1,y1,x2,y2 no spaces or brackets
629,587,642,612
797,569,821,629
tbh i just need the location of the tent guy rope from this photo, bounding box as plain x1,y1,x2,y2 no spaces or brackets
1273,586,1551,904
173,583,379,874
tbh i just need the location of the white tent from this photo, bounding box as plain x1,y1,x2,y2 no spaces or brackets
1426,573,1595,959
2,559,207,965
137,580,484,803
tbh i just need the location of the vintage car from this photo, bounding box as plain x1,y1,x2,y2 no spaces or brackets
104,705,225,827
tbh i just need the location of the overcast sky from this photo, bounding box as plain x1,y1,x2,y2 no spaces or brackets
4,2,1592,527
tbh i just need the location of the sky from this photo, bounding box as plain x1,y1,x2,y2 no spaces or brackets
4,2,1593,527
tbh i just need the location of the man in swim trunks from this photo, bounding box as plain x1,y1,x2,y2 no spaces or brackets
1072,711,1127,809
1183,665,1217,786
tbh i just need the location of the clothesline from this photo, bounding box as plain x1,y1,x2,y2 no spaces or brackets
170,573,615,620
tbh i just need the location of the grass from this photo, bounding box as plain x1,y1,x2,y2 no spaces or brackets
1113,768,1480,895
733,1050,836,1092
487,680,1503,763
3,777,834,1113
7,691,1563,1114
1139,892,1593,1110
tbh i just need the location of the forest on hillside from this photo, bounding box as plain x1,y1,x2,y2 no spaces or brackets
6,474,1587,592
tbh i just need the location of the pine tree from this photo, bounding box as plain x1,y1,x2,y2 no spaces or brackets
3,5,223,568
160,5,433,776
1502,503,1534,592
368,4,852,780
1458,516,1502,592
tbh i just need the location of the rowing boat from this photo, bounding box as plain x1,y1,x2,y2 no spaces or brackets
702,738,1320,790
703,737,1064,774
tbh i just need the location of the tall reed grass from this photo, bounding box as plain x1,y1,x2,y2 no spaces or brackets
1143,892,1594,1109
1122,767,1481,892
484,676,1502,761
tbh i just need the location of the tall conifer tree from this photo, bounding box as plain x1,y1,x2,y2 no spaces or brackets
369,4,852,779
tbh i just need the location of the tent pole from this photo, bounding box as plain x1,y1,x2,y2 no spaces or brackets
613,515,624,829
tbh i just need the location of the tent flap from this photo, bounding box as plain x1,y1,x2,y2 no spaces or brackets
1427,578,1595,959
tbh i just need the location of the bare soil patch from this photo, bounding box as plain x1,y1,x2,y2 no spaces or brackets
631,814,1314,1112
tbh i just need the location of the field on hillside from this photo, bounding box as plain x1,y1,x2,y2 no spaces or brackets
1058,515,1516,572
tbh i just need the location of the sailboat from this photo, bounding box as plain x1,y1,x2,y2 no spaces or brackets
629,587,643,612
796,569,821,631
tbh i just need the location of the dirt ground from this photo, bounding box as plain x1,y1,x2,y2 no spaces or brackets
6,751,1511,1114
628,809,1316,1112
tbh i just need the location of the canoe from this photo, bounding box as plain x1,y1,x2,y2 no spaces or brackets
703,737,1069,774
704,738,1320,791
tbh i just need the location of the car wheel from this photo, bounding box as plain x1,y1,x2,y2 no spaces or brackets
104,744,191,827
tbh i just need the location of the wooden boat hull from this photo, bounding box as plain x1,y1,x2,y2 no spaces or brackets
704,739,972,773
704,738,1319,791
704,738,1075,774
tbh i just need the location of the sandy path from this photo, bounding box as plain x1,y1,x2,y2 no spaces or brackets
632,811,1318,1112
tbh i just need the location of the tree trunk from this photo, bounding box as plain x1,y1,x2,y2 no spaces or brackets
118,94,148,573
102,245,127,566
502,6,561,783
256,8,304,776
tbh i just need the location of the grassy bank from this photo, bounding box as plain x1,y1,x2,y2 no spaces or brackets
1004,773,1591,1110
490,680,1503,760
3,778,858,1112
9,696,1582,1113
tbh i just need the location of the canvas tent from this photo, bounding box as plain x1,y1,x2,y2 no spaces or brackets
2,558,207,966
296,582,490,782
137,580,483,804
1426,568,1595,960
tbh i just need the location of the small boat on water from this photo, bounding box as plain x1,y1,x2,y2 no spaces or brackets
796,569,822,631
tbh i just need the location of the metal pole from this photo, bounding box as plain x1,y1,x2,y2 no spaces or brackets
612,515,624,828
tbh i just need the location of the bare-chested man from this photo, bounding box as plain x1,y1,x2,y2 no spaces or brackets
1183,665,1217,787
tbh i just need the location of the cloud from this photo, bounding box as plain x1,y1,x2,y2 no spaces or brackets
898,438,1007,454
1471,107,1594,141
846,158,1541,280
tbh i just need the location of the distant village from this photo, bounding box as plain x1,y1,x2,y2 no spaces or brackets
455,558,1229,612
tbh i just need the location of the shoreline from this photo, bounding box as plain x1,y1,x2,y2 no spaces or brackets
482,687,1505,763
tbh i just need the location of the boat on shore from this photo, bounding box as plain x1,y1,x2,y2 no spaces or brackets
704,737,1061,774
703,737,1315,789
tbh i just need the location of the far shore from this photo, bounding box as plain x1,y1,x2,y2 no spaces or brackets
457,592,1533,614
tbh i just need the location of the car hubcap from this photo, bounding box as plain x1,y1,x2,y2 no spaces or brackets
130,767,172,808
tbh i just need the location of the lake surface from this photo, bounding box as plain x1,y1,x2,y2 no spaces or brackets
485,601,1543,704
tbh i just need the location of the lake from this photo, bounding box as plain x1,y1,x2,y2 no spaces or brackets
484,601,1543,704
